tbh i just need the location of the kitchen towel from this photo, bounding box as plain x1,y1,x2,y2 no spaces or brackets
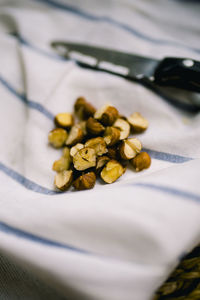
0,0,200,299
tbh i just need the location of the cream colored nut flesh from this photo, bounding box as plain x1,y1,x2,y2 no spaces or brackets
62,147,70,158
73,147,96,171
77,121,87,136
66,125,83,146
54,113,74,128
54,170,73,190
104,136,111,146
52,156,71,172
119,138,142,160
96,156,110,171
119,141,136,160
94,103,111,119
70,143,84,157
85,137,107,156
48,128,68,148
126,138,142,153
50,98,151,192
100,160,125,183
127,112,148,132
113,118,130,140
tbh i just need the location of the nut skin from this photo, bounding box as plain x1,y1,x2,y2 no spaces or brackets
127,112,148,133
66,125,83,146
73,147,96,171
54,170,73,191
94,103,110,119
131,152,151,172
86,117,105,136
100,106,119,126
74,97,85,111
107,147,119,160
94,104,119,126
100,160,125,184
74,97,96,119
48,128,68,148
50,98,150,192
73,172,96,190
104,126,120,146
118,115,127,121
85,137,107,156
54,113,74,129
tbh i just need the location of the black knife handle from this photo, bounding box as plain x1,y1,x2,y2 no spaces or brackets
154,57,200,93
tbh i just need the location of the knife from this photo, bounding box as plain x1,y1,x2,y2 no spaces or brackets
51,41,200,112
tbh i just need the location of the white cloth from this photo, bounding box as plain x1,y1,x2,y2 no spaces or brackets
0,0,200,299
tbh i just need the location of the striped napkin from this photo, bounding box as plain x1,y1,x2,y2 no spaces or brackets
0,0,200,299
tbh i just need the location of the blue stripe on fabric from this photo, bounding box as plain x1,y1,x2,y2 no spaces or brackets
33,0,200,54
133,183,200,203
0,73,194,164
0,162,59,195
0,221,89,254
143,148,192,163
0,73,195,164
16,34,66,62
0,184,199,257
0,77,54,121
1,160,199,201
0,36,195,168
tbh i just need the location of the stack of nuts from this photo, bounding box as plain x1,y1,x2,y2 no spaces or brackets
48,97,151,191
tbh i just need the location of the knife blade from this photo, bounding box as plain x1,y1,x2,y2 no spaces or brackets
51,41,200,111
